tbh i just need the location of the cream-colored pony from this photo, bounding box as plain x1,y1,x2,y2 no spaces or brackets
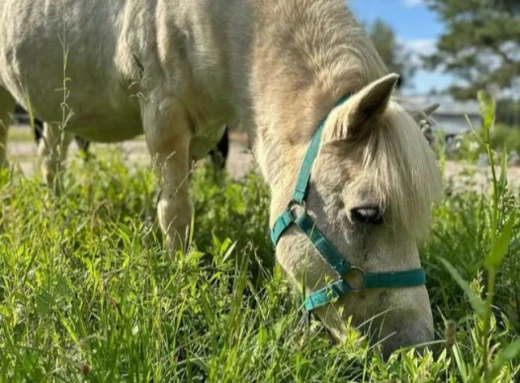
0,0,442,357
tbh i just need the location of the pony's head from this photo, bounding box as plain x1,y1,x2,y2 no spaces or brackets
272,73,443,358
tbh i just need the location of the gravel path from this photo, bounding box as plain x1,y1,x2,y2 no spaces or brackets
6,125,256,179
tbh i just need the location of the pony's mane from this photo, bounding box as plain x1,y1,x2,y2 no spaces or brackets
253,0,443,235
359,101,443,239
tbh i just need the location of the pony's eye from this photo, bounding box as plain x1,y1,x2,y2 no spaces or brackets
351,207,384,226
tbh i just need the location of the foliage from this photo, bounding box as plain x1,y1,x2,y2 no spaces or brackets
367,18,417,89
427,92,520,382
437,108,520,163
490,123,520,155
496,99,520,127
423,0,520,100
1,97,519,381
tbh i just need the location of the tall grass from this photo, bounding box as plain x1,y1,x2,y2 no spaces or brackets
427,92,520,382
0,96,519,381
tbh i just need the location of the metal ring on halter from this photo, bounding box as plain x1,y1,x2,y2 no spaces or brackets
288,200,307,219
343,266,366,292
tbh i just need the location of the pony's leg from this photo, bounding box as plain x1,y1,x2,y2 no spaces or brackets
33,118,44,145
37,122,73,192
74,135,91,160
142,99,192,254
209,126,229,169
0,88,16,169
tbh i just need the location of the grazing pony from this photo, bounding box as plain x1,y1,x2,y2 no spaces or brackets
0,0,442,357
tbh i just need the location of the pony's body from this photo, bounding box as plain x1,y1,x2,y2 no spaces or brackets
0,0,230,145
0,0,442,357
22,107,230,170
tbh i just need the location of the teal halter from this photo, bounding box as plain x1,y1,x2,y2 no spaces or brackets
270,94,426,312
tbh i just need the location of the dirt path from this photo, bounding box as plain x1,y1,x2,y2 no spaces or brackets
6,124,520,193
6,125,256,179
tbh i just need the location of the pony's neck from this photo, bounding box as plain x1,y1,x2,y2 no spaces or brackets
247,0,387,219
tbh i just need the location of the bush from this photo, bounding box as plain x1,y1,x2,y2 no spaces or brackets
490,123,520,155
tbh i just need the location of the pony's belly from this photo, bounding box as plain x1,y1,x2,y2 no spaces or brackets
190,123,228,160
67,115,143,143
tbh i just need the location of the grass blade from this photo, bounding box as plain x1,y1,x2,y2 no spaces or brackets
439,258,487,319
484,213,516,270
486,340,520,383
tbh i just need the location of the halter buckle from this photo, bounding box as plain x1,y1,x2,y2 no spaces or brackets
343,266,366,292
288,200,307,219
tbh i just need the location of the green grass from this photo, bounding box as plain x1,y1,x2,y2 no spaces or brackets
1,92,519,383
8,126,34,143
1,142,519,382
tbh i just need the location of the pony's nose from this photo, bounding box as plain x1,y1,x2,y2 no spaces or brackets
379,320,434,360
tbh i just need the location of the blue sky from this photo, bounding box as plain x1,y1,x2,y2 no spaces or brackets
348,0,456,95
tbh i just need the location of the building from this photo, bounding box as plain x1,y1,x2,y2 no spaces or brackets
396,94,481,137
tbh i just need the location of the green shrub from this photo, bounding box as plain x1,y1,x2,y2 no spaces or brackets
490,123,520,154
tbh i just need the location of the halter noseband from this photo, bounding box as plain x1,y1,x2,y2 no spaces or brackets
270,94,426,312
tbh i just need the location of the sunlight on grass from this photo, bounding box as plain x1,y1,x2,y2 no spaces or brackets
7,125,33,142
1,146,519,381
1,96,519,381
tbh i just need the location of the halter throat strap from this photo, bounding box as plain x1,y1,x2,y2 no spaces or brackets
270,94,426,312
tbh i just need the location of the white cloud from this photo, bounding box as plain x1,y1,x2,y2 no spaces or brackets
400,38,437,66
402,0,424,8
398,38,457,94
403,38,437,54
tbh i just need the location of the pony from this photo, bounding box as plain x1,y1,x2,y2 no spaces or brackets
0,0,442,357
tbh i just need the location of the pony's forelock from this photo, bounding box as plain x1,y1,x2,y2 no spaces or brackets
359,101,443,239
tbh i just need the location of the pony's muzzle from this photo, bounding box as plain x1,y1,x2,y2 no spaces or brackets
378,318,434,360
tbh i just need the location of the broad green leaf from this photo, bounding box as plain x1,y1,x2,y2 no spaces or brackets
486,340,520,383
439,258,487,319
485,214,516,269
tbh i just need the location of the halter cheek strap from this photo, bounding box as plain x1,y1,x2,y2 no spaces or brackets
270,94,426,312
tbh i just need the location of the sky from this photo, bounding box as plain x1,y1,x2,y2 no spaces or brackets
348,0,456,95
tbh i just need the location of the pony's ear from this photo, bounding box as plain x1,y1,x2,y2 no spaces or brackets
422,103,440,116
409,103,440,125
408,103,440,147
346,73,399,132
326,73,399,142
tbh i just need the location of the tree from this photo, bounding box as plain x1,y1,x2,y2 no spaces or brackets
496,98,520,127
367,19,417,90
423,0,520,100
